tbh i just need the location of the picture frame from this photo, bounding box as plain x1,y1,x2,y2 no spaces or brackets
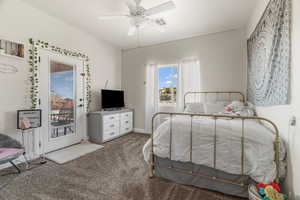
0,38,24,59
17,109,42,130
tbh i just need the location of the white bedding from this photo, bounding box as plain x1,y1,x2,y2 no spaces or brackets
143,115,286,183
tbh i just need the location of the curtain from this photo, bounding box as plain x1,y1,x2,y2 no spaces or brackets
247,0,291,106
145,64,159,133
177,59,201,111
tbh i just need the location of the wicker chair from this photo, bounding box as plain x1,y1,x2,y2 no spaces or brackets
0,134,26,173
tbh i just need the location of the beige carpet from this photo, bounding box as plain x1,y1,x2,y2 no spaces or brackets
0,133,243,200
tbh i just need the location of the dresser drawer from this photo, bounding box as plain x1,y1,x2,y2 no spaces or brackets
121,126,133,134
121,118,132,127
121,119,132,134
121,112,132,121
103,114,120,124
103,127,119,142
103,121,119,132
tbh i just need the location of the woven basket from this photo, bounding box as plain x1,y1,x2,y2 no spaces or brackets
249,184,263,200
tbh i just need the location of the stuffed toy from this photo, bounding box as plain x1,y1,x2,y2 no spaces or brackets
225,105,233,112
257,182,288,200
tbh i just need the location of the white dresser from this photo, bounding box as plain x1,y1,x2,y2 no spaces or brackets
87,109,133,143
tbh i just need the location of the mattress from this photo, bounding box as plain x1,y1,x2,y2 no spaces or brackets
143,115,286,183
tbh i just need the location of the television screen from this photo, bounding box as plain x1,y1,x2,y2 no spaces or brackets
101,89,125,109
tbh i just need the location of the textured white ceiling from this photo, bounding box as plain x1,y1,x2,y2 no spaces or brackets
24,0,258,50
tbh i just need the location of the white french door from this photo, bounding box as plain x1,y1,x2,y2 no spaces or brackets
39,49,85,153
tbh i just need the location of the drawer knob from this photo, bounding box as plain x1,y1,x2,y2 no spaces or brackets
110,117,114,119
110,132,115,136
125,121,129,123
110,124,115,127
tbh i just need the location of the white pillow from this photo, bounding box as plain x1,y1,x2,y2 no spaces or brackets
184,103,205,113
236,109,255,117
203,103,226,114
215,100,231,107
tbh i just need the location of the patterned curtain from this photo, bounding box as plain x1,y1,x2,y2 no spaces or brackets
247,0,291,106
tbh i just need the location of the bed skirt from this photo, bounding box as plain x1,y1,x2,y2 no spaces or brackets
154,156,255,198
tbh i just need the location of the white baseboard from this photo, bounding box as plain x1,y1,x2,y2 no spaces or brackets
133,128,150,134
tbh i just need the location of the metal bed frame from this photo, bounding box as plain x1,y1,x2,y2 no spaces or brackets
184,91,245,109
149,92,280,188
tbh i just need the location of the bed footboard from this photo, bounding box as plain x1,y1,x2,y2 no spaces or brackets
149,112,281,187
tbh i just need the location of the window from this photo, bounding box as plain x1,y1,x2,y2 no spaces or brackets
158,66,178,104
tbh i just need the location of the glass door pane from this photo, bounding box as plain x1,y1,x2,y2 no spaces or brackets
50,60,76,139
158,66,178,104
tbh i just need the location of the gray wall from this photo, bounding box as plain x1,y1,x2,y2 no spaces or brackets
122,29,246,131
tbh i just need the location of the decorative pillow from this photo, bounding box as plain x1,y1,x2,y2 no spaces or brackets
184,103,205,113
224,101,256,117
224,101,243,112
204,103,226,114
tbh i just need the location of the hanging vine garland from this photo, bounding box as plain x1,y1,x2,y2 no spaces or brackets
28,38,92,111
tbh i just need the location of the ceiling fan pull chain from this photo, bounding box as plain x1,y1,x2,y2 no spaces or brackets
137,26,141,47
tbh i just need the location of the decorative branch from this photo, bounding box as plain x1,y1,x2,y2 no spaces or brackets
28,38,92,111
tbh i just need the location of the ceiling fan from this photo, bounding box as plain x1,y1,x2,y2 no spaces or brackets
98,0,176,36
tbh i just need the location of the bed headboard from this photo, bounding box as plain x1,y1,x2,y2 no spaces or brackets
184,91,245,108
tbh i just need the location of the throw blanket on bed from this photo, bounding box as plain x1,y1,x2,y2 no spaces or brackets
143,116,286,183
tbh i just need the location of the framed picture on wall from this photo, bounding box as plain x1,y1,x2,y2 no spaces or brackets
0,39,24,58
17,109,42,130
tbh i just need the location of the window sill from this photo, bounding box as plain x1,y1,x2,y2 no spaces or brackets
159,104,177,107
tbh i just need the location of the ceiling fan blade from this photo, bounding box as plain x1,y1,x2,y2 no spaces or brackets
126,1,137,13
145,1,176,16
134,0,142,6
98,15,129,20
128,26,137,36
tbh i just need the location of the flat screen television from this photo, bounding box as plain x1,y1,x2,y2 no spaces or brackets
101,89,125,109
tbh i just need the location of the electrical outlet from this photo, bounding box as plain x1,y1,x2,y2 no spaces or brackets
290,116,296,126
